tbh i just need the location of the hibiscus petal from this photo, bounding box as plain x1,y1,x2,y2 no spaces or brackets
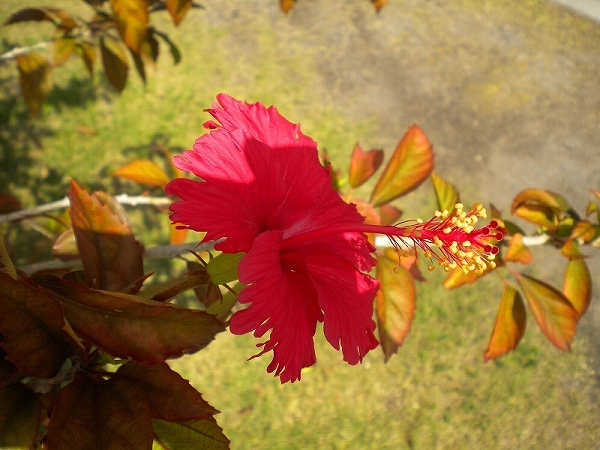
306,253,379,365
230,231,323,383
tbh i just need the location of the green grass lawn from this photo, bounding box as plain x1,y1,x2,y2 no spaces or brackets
1,1,599,449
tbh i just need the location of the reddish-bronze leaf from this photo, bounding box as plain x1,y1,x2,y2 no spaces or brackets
279,0,297,13
15,53,52,116
511,189,571,230
46,374,153,450
52,37,76,66
517,274,578,351
0,383,40,449
100,36,129,92
348,144,384,188
117,362,218,422
69,179,144,292
109,0,149,53
166,0,193,25
370,125,434,207
113,159,170,187
563,259,592,318
430,171,459,213
75,42,96,78
376,249,416,362
152,417,230,450
39,275,225,364
3,7,76,30
0,193,22,214
443,264,493,289
504,233,533,264
484,285,526,362
0,272,79,378
138,269,210,302
0,348,19,389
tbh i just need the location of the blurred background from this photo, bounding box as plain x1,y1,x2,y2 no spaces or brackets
1,0,599,448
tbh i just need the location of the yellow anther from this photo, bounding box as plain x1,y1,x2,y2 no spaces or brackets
424,250,432,259
415,259,422,267
464,226,474,233
443,227,452,234
416,218,424,224
434,210,442,218
455,203,464,210
457,250,466,258
441,209,449,218
463,241,471,247
489,261,497,269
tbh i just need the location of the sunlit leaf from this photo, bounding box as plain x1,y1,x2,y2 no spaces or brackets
117,362,218,422
166,0,193,25
484,285,526,362
375,249,416,362
52,37,76,66
170,225,187,245
153,417,230,450
561,239,585,259
370,125,434,207
371,0,388,11
153,29,181,64
113,159,170,187
430,171,459,213
206,284,239,323
38,275,225,364
504,233,532,264
0,272,79,378
0,383,40,449
569,220,598,243
15,53,52,116
138,269,210,302
379,204,402,226
75,41,96,78
69,179,144,292
206,252,244,285
46,374,153,450
563,259,591,318
100,36,129,92
279,0,297,13
109,0,149,53
348,144,383,188
511,189,571,230
52,229,79,260
517,274,578,351
442,264,493,289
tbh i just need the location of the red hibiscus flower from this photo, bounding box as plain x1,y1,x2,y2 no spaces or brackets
166,94,501,383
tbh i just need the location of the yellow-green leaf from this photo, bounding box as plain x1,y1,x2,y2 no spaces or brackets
0,383,40,449
504,233,532,264
370,125,434,207
563,259,591,318
511,189,570,230
113,160,170,187
109,0,149,53
166,0,193,25
517,274,578,351
100,36,128,92
152,417,230,450
15,53,52,116
430,171,459,213
484,285,526,362
76,41,96,78
375,249,416,362
0,236,17,280
52,37,76,66
206,252,244,285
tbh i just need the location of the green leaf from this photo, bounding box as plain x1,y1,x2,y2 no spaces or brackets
15,53,52,116
430,171,459,213
69,179,144,292
139,269,210,302
113,159,171,187
117,362,218,422
46,374,153,450
0,272,80,378
563,259,591,318
0,384,40,449
347,143,383,188
109,0,149,53
484,285,526,362
153,29,181,64
100,36,129,92
375,249,416,362
370,125,434,207
38,275,225,364
206,252,244,285
517,274,578,351
153,418,229,450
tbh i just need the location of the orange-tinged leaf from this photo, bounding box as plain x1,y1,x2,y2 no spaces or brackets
166,0,193,25
113,159,170,187
52,37,76,66
109,0,149,53
153,417,230,450
561,239,585,259
442,263,494,289
563,259,591,318
0,272,79,378
280,0,297,13
46,374,153,450
117,362,218,422
517,274,578,351
379,204,402,225
569,220,598,243
371,0,388,11
69,179,144,292
170,225,187,245
512,204,558,230
38,275,225,364
348,144,384,188
75,42,96,78
15,53,52,116
376,249,416,362
100,36,128,92
484,285,526,362
370,125,434,207
592,189,600,201
504,233,533,264
0,383,40,449
430,171,459,213
511,188,570,229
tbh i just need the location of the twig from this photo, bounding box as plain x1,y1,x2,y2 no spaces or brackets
0,195,172,223
0,41,50,62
